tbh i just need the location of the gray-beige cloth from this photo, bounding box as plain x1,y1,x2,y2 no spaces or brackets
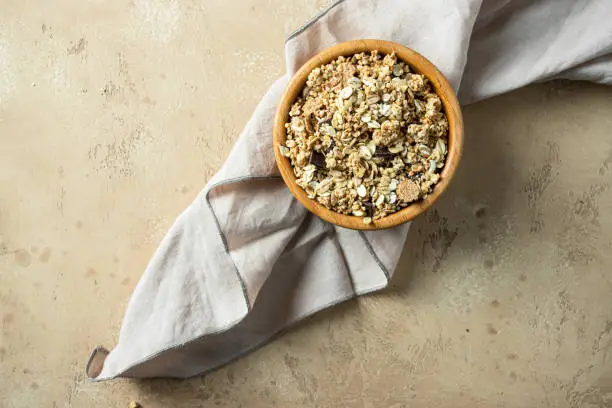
87,0,612,379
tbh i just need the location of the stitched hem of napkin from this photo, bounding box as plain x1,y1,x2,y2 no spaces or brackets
286,0,347,42
180,284,386,380
204,175,284,310
88,284,388,381
358,231,390,280
87,314,248,381
86,345,109,378
205,175,391,304
88,174,391,380
101,283,386,381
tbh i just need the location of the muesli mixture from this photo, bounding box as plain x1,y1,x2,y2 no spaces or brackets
279,51,449,224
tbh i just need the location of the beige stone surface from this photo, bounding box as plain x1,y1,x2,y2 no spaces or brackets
1,1,612,407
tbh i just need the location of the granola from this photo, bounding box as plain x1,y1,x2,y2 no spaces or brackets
280,51,449,224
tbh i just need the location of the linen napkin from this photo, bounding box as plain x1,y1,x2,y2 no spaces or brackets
87,0,612,379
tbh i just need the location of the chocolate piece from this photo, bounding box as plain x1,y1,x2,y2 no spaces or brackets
373,147,395,159
309,151,326,168
363,200,374,217
328,140,336,151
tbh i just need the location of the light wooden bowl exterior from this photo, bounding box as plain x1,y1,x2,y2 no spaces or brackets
273,39,463,230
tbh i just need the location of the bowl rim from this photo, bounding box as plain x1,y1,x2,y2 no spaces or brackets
273,39,464,230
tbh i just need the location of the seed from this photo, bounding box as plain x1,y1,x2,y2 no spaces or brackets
340,86,353,99
332,111,343,128
379,104,391,116
348,77,362,88
367,141,376,155
336,97,344,110
415,100,424,114
291,118,305,132
359,145,372,160
428,160,438,174
320,124,336,137
388,144,403,154
357,184,367,197
418,144,431,156
279,145,291,157
367,95,380,104
436,138,447,155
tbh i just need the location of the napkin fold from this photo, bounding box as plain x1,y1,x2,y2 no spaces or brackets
87,0,612,379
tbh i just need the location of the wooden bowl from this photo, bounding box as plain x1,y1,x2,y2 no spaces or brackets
273,39,463,230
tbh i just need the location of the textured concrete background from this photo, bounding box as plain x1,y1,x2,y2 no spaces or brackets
1,1,612,407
